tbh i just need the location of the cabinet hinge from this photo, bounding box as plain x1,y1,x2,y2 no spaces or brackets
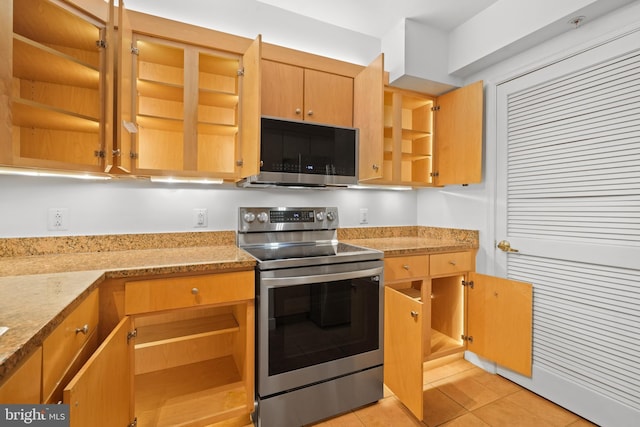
461,334,474,343
96,39,106,49
130,152,139,160
127,417,138,427
131,46,139,55
430,171,439,177
237,68,245,76
431,105,441,112
94,150,105,158
461,280,474,289
236,159,244,167
127,329,137,343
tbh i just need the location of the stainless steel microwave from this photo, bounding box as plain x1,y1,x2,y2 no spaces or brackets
240,117,358,187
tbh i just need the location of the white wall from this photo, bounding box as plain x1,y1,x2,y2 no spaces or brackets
417,0,640,274
0,176,416,237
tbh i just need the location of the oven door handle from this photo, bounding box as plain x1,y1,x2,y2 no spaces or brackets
261,266,383,287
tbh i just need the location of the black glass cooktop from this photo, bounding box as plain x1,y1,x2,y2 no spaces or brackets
242,242,381,269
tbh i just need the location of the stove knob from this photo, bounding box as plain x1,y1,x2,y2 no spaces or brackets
243,212,256,223
315,211,325,221
257,212,269,223
326,211,335,221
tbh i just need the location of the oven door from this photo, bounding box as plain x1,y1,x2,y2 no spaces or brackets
257,260,384,398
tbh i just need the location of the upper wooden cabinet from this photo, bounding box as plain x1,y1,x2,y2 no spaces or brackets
116,14,261,180
354,54,385,181
370,81,483,186
433,80,484,186
261,60,354,127
0,0,114,172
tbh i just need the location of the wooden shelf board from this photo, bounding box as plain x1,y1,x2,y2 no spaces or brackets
198,123,239,136
13,35,100,88
137,39,184,68
198,90,239,108
137,79,184,102
135,356,249,427
429,329,464,359
14,0,102,51
135,314,239,348
137,115,184,132
199,54,240,77
13,99,99,133
401,128,431,140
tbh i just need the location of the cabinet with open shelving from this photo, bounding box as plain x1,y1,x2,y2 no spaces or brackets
120,25,260,180
384,251,532,421
381,88,434,185
371,81,483,187
61,270,255,427
1,0,113,172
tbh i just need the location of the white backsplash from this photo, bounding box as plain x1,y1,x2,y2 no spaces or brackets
0,176,417,237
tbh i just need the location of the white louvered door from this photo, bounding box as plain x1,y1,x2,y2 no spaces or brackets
495,29,640,426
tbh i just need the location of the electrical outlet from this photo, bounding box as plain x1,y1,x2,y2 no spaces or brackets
48,208,68,231
359,208,368,224
193,208,208,228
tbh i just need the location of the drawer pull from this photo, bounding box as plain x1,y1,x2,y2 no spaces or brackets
75,324,89,335
410,310,418,318
449,260,457,266
402,264,410,270
191,287,199,295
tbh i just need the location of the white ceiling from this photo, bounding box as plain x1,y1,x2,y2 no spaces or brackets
255,0,500,37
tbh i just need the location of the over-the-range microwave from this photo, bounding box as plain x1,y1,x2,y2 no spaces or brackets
240,116,358,187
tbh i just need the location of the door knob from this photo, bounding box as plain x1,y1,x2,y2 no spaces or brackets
497,240,519,253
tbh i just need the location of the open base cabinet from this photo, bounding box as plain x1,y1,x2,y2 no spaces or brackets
383,253,533,421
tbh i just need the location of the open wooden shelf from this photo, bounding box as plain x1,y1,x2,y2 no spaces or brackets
13,35,99,88
135,356,248,427
429,329,465,360
135,314,239,348
136,115,184,132
13,99,99,133
13,0,101,52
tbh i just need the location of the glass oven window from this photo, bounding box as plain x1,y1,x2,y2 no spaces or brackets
267,277,379,376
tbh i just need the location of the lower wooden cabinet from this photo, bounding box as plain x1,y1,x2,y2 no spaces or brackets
0,347,42,403
62,270,255,427
384,251,532,420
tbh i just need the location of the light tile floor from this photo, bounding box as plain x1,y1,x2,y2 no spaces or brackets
311,354,598,427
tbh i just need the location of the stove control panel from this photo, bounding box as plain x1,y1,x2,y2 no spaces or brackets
238,207,339,232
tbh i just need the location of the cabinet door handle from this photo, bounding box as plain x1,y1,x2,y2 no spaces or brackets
410,311,418,318
372,164,379,171
295,108,301,115
402,264,410,270
191,287,199,295
307,110,313,116
75,324,89,335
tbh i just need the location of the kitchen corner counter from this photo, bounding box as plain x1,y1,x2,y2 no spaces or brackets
0,232,256,382
340,225,479,256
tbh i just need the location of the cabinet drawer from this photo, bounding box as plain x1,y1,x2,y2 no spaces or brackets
42,289,99,402
125,270,254,315
384,255,429,282
430,252,472,276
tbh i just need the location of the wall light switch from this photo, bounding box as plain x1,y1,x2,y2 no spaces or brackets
359,208,368,224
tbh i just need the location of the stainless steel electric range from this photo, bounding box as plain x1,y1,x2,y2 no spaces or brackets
237,207,384,427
